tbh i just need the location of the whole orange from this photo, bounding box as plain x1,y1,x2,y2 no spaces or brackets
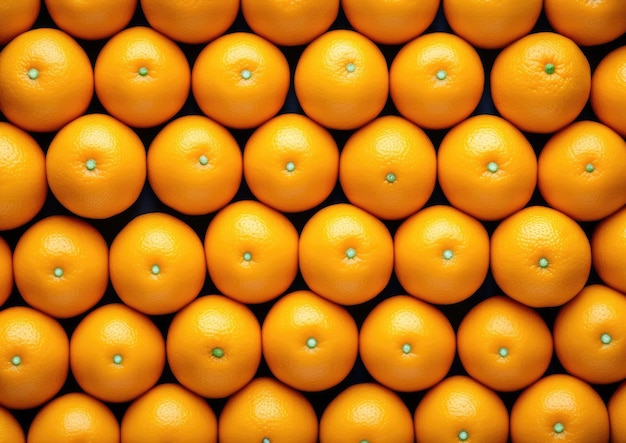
592,206,626,294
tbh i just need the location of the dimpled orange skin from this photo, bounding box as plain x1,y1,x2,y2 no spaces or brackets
413,375,509,443
0,28,93,133
359,295,456,392
609,381,626,443
510,374,610,443
261,290,359,392
538,120,626,222
192,32,290,130
553,284,626,385
0,237,12,307
13,215,109,318
299,203,394,306
294,29,389,131
0,406,25,443
0,306,69,410
0,0,40,45
437,114,538,221
591,46,626,137
456,295,553,392
491,32,591,134
490,205,592,308
389,32,484,130
592,206,626,294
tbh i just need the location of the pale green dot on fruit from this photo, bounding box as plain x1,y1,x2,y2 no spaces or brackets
386,172,396,183
243,252,252,262
53,267,64,278
285,161,296,172
241,69,252,80
11,355,21,366
538,257,549,268
458,430,469,441
28,68,39,80
601,333,612,344
553,422,565,434
544,63,555,75
85,159,97,171
199,155,209,166
487,161,499,173
345,247,356,259
138,66,149,76
212,347,224,358
346,62,356,73
436,69,447,80
585,163,594,173
360,440,369,443
151,264,160,275
498,347,509,358
113,354,123,365
402,343,411,354
306,337,317,349
443,249,454,260
262,438,270,443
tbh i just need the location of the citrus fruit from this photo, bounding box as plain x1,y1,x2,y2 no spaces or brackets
591,45,626,137
413,375,509,443
218,377,319,443
44,0,137,40
359,295,456,392
394,205,490,305
553,284,626,385
13,215,108,318
241,0,339,46
140,0,239,44
319,382,415,443
299,203,394,305
45,113,147,219
0,236,12,307
166,295,262,399
147,115,243,216
109,212,206,315
592,206,626,293
538,120,626,221
609,381,626,443
339,115,437,220
0,27,93,133
69,303,166,403
390,32,484,130
341,0,440,45
0,405,24,443
121,383,218,443
0,0,40,45
490,205,592,307
294,29,389,130
243,113,339,213
491,31,591,134
443,0,543,49
204,200,298,304
261,290,359,392
192,32,290,129
510,373,610,443
27,392,120,443
94,26,191,128
0,306,69,410
457,295,553,392
0,122,47,231
437,114,538,221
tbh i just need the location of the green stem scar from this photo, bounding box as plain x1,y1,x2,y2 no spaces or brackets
113,354,123,365
285,161,296,172
138,67,149,77
443,249,454,260
53,267,64,278
458,430,469,441
544,63,555,75
199,155,209,166
487,161,499,173
538,257,549,268
241,69,252,80
151,264,160,275
262,438,271,443
346,62,356,73
386,172,396,183
85,159,97,171
243,252,252,262
212,347,224,358
28,68,39,80
11,355,21,366
498,347,509,358
345,247,356,259
402,343,411,354
601,333,612,345
306,337,317,349
436,69,447,80
553,422,565,434
585,163,594,173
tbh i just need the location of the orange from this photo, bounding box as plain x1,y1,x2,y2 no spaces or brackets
339,115,437,220
390,32,484,130
45,113,147,219
13,215,108,318
69,303,165,403
544,0,626,47
261,290,359,392
341,0,440,45
413,375,509,443
538,120,626,222
591,46,626,137
140,0,239,44
147,115,242,216
294,29,389,130
0,122,47,231
299,203,394,305
491,32,591,134
241,0,339,46
109,212,206,315
359,295,456,392
0,28,93,133
166,295,262,399
243,113,339,213
319,382,414,443
0,406,24,443
0,0,40,45
218,377,319,443
437,114,538,221
0,306,69,410
192,32,290,130
44,0,137,40
394,205,490,305
0,236,12,307
609,381,626,443
27,392,120,443
592,206,626,293
443,0,542,49
457,295,553,392
94,26,190,128
510,373,610,443
553,284,626,385
490,205,592,307
203,200,298,304
121,383,218,443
